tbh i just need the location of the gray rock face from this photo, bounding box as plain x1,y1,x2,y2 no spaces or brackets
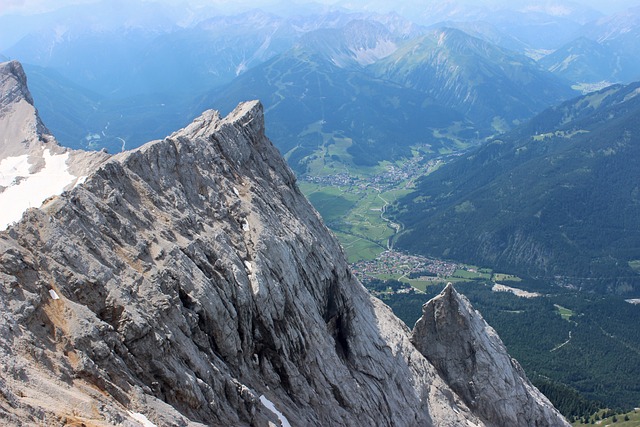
0,62,568,426
412,283,570,427
0,60,110,229
0,60,55,157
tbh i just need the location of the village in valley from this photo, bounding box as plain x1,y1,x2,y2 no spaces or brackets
302,156,441,192
352,250,457,282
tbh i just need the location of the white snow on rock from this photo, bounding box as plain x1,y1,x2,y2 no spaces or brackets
259,395,291,427
128,411,157,427
0,149,80,230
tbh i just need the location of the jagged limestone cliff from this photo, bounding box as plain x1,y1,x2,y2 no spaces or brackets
0,61,568,426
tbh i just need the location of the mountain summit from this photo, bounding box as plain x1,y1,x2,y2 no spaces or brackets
0,60,109,230
0,61,567,426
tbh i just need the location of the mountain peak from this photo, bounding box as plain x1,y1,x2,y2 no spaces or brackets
172,100,264,141
0,60,54,158
0,60,109,230
412,283,570,426
0,60,34,106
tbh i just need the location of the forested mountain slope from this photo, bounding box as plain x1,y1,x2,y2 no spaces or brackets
392,82,640,294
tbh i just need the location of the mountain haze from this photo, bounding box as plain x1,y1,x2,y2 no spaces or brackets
2,8,579,165
541,7,640,85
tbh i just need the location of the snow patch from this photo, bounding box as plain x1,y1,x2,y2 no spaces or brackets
0,154,31,187
128,411,157,427
259,395,291,427
353,40,397,66
0,150,81,230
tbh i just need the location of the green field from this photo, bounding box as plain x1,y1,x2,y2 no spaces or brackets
554,304,575,321
449,268,492,281
333,230,384,263
301,184,359,223
493,273,522,282
572,409,640,426
299,171,412,263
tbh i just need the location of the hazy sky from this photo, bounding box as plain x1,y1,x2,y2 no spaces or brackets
0,0,638,16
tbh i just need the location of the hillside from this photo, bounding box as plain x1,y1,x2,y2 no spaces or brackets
370,28,576,127
391,81,640,295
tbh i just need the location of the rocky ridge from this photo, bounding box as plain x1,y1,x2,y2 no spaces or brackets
0,60,109,229
0,61,568,426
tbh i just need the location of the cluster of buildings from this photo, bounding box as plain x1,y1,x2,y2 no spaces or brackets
302,157,439,192
351,250,457,283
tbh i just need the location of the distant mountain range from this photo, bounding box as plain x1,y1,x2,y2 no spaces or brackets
3,2,639,173
2,10,581,172
199,23,575,173
391,81,640,295
540,7,640,85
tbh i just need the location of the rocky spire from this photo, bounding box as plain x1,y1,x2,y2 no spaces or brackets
0,60,54,158
412,283,570,427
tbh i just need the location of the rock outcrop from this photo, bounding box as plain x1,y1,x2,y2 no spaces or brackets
412,283,569,427
0,60,110,229
0,61,568,426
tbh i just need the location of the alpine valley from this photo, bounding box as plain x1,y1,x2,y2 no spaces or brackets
2,0,640,425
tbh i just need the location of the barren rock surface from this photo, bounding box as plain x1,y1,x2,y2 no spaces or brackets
0,60,568,426
412,283,570,427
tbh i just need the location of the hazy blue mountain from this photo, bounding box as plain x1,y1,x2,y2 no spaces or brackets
375,1,600,48
542,7,640,85
487,9,586,49
428,20,530,53
539,37,616,84
24,64,196,153
197,45,468,173
391,82,640,295
4,10,297,98
370,28,577,130
295,19,407,69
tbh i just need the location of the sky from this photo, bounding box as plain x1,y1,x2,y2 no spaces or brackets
1,0,639,16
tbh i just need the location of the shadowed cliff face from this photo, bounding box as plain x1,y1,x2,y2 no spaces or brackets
0,61,567,426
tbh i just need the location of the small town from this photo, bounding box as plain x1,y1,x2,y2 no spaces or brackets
303,156,441,192
351,250,458,284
